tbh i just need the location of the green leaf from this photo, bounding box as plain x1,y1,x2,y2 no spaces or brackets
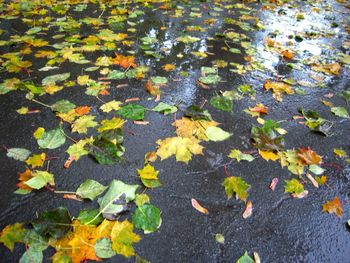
135,193,150,207
94,238,116,259
176,35,200,43
23,229,48,251
222,176,250,201
284,179,304,194
116,103,146,120
6,148,31,161
228,149,254,162
51,100,76,113
107,70,125,79
77,209,103,225
0,223,26,251
331,107,349,118
210,95,232,112
151,76,168,85
205,127,232,142
201,67,218,75
88,130,125,165
76,179,107,200
308,164,325,175
37,128,66,149
152,102,177,115
19,247,43,263
237,251,254,263
98,180,139,220
215,233,225,244
132,204,162,234
26,26,42,35
184,105,212,121
42,73,70,86
24,171,54,189
32,207,72,239
199,75,221,85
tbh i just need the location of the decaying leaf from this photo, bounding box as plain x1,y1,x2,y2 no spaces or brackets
322,196,343,217
191,198,209,214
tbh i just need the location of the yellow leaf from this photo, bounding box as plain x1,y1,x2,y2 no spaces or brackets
33,127,45,139
163,64,176,71
111,220,141,258
173,117,218,141
72,115,98,134
97,117,126,133
156,136,204,164
25,153,46,168
137,164,159,180
322,196,343,217
100,100,123,113
258,150,279,161
264,80,294,102
16,107,29,115
77,75,92,86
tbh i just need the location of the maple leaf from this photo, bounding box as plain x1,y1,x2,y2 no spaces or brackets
75,106,91,115
71,115,98,134
264,80,294,102
222,176,251,202
0,223,26,251
16,169,34,191
156,136,204,164
297,147,322,165
258,150,279,161
52,220,115,263
228,149,254,162
162,64,176,71
322,197,343,217
311,63,341,75
284,179,304,195
111,220,141,258
173,117,218,141
112,54,137,69
66,137,94,162
97,118,126,133
100,100,122,113
25,153,46,168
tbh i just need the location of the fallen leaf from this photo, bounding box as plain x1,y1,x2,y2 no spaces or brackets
269,178,278,191
222,176,251,202
191,198,209,214
242,201,252,219
322,196,343,217
297,147,322,165
258,150,279,161
111,220,141,257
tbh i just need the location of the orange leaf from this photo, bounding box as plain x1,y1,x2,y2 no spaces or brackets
191,198,209,214
322,196,343,217
63,194,83,202
16,169,33,191
297,147,322,165
75,106,90,115
112,54,137,69
242,201,253,219
163,64,176,71
145,80,161,96
281,49,295,60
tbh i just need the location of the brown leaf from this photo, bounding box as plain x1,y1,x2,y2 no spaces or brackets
297,147,322,165
322,196,343,217
242,201,252,219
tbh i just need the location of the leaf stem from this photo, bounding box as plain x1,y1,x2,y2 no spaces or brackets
30,98,52,108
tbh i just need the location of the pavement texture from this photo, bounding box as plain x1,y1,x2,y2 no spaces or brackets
0,0,349,262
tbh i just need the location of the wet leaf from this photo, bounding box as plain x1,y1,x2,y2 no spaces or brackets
0,223,26,251
132,204,162,233
51,100,76,113
258,150,279,161
199,75,221,85
210,95,232,112
32,207,72,239
237,251,254,263
6,148,31,161
37,128,66,149
264,80,294,102
242,201,253,219
222,176,251,201
98,180,139,220
19,247,43,263
42,73,70,86
94,238,116,259
100,100,123,113
284,179,304,195
77,209,103,226
98,118,126,133
72,115,98,134
116,103,145,120
173,117,218,141
152,102,177,115
76,179,107,200
331,107,349,118
137,164,161,189
25,153,46,168
322,196,343,217
135,193,150,207
156,136,204,164
205,126,232,142
111,220,141,257
215,233,225,244
24,170,54,190
228,149,255,162
191,198,209,214
297,147,322,165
